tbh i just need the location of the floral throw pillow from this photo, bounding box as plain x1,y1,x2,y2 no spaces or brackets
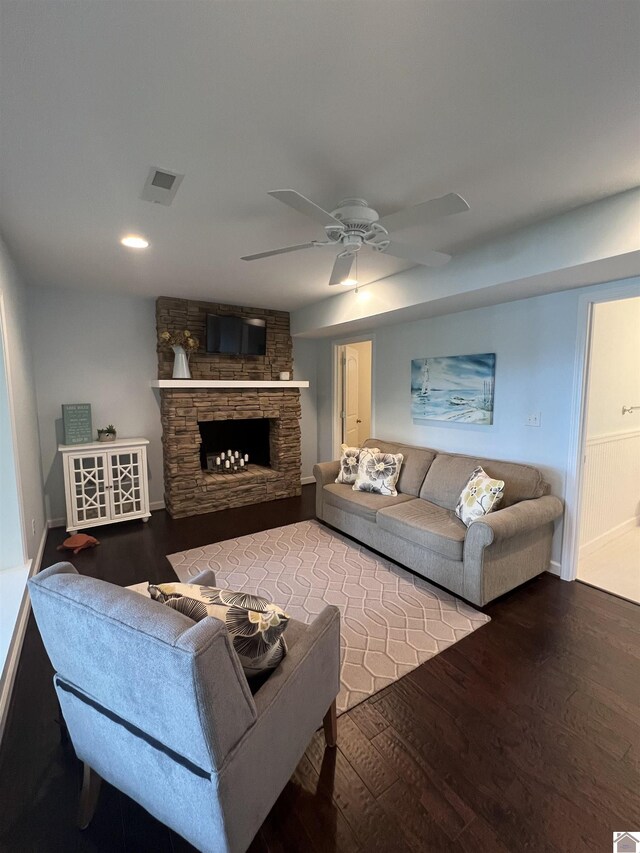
352,450,404,496
455,466,505,527
148,582,289,678
335,444,379,485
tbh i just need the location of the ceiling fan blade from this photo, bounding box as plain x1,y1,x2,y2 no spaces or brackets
378,193,469,232
268,189,344,228
328,253,355,286
384,241,452,268
241,242,316,261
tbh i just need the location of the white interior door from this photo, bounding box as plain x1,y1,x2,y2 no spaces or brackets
343,345,360,446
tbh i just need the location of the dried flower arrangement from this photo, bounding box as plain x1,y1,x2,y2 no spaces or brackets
159,329,199,352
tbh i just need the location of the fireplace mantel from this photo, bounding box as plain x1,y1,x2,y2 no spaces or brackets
151,379,309,389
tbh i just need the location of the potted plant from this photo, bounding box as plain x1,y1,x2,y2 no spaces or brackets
159,329,199,379
97,424,117,442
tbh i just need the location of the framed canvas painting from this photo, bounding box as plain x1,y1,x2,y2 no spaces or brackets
411,353,496,424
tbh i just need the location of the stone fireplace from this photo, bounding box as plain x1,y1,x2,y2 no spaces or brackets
156,297,303,518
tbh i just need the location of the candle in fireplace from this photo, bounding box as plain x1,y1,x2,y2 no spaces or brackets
244,453,249,463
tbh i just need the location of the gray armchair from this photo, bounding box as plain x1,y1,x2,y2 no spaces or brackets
28,562,341,853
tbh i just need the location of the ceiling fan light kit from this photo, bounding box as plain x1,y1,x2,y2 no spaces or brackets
241,189,469,287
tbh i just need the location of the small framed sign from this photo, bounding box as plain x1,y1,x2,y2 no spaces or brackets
62,403,93,445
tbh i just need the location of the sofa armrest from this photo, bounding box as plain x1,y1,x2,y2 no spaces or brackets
313,460,340,486
465,495,564,551
252,605,341,719
313,461,341,520
217,606,340,851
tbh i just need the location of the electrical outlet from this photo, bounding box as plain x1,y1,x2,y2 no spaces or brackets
31,518,37,536
526,412,541,427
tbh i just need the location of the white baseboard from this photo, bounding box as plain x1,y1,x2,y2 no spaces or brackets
579,516,638,558
150,500,165,511
301,476,315,485
0,525,48,745
548,560,562,577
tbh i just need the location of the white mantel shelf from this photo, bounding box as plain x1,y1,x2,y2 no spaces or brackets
151,379,310,389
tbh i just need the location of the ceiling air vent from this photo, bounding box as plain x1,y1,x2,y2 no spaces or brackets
140,167,184,205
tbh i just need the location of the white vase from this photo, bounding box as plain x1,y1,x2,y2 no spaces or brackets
172,345,191,379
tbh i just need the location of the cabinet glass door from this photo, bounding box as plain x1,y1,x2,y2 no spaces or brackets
109,449,143,518
71,454,109,526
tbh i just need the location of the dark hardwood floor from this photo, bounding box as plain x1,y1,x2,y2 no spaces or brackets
1,485,638,852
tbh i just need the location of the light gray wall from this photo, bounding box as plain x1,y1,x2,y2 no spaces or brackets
29,286,163,523
292,337,318,481
314,277,640,565
0,236,46,561
0,298,24,569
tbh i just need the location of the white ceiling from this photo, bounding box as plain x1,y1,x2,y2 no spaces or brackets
1,0,638,310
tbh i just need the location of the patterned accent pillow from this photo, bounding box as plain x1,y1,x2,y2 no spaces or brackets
148,582,289,677
455,466,505,527
352,449,404,496
335,444,379,485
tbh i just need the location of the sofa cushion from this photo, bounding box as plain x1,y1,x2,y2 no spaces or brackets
419,453,548,510
377,499,467,561
363,438,436,496
322,482,413,523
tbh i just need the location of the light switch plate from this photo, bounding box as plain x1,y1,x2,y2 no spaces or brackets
526,412,541,427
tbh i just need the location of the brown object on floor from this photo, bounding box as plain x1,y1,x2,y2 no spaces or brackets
57,534,100,555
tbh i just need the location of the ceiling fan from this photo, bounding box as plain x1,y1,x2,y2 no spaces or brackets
241,189,469,286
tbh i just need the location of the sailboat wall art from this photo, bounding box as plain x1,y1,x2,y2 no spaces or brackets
411,353,496,425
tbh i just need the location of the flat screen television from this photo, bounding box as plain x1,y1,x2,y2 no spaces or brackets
206,314,266,355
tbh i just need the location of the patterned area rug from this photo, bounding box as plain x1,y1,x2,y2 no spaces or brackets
168,520,489,714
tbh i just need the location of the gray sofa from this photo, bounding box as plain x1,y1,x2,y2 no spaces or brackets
314,438,563,606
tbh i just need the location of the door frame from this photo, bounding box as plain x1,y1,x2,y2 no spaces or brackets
561,278,640,582
332,334,375,457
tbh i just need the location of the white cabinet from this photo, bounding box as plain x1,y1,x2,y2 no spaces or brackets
59,438,151,533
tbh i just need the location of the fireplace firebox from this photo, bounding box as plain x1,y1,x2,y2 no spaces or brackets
198,418,271,470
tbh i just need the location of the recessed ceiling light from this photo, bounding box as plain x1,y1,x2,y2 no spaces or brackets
341,278,358,287
121,235,149,249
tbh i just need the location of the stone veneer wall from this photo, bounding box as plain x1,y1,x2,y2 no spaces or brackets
161,389,301,517
156,297,301,518
156,297,292,380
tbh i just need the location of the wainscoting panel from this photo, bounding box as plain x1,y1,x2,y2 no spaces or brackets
579,429,640,554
